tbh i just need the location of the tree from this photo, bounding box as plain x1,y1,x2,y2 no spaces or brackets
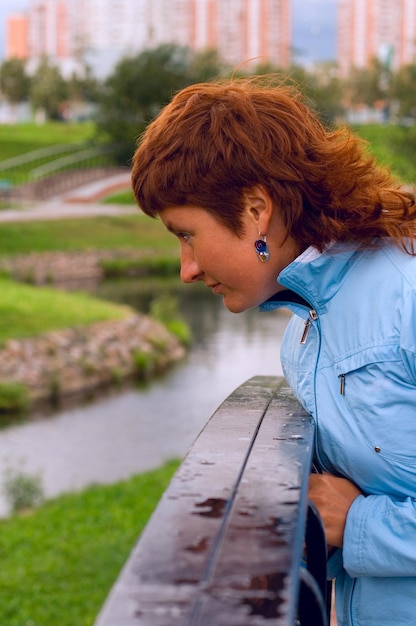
188,48,230,82
63,65,101,120
29,57,68,120
343,59,388,110
0,58,30,104
304,64,344,126
96,44,226,164
389,64,416,121
67,66,100,105
249,62,344,126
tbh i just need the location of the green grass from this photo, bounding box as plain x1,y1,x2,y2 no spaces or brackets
0,214,176,256
0,122,96,162
0,459,180,626
353,124,416,183
0,278,132,342
102,189,135,204
0,122,103,186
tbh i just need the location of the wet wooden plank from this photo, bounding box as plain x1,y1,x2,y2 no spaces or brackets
94,376,313,626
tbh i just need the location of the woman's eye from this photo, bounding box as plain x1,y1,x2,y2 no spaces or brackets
179,233,191,242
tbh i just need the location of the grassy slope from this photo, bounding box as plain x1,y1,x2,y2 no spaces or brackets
0,278,132,342
0,122,96,161
0,214,177,342
0,459,180,626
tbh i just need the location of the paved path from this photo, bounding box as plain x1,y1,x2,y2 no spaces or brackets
0,170,138,222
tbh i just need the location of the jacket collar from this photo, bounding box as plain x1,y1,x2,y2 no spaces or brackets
260,243,362,314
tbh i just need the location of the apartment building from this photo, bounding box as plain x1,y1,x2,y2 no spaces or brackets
186,0,291,69
337,0,416,75
5,13,28,59
6,0,292,77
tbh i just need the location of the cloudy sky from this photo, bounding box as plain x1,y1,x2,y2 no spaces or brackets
0,0,337,63
293,0,336,62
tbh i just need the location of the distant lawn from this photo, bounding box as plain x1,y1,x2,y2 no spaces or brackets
0,121,96,162
0,214,176,256
0,121,104,187
0,120,414,184
0,459,180,626
0,278,132,342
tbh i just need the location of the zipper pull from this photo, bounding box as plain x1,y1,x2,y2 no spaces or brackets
339,374,345,395
300,309,318,344
300,319,311,344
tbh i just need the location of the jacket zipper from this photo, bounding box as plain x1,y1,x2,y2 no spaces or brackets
300,309,318,344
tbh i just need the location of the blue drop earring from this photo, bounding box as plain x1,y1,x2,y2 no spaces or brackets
254,233,270,263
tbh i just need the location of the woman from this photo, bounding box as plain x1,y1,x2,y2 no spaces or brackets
132,79,416,625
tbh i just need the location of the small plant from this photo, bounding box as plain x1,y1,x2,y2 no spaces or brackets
100,256,180,278
149,293,176,322
149,294,191,346
165,319,191,346
48,374,61,404
3,464,44,514
133,349,157,380
148,334,169,351
0,381,30,415
110,366,123,386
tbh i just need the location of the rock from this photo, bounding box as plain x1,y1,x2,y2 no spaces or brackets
0,314,186,408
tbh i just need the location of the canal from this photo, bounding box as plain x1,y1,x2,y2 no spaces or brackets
0,280,290,517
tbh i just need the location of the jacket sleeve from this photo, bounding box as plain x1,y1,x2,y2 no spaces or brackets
342,494,416,577
400,288,416,383
342,290,416,578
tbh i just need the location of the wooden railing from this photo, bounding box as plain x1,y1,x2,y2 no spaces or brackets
94,376,329,626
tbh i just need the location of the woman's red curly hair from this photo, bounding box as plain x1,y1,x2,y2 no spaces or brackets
132,77,416,253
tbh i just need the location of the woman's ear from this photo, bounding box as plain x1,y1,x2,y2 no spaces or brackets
242,185,274,233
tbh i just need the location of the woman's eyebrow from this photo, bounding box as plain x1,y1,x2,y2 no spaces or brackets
165,221,190,235
163,221,176,233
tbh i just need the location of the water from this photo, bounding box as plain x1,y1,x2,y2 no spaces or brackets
0,282,290,516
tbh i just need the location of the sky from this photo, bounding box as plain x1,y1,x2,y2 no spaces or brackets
0,0,337,64
292,0,337,63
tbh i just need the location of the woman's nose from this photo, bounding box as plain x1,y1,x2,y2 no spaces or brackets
180,248,203,283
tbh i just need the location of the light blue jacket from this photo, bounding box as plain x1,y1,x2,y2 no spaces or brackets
261,242,416,626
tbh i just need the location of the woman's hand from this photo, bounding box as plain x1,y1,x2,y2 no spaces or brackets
308,472,363,548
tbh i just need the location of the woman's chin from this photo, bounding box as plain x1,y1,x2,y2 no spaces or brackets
222,295,253,314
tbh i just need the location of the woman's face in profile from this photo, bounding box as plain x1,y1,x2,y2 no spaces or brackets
159,197,300,313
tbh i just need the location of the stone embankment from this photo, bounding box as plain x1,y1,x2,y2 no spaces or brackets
0,249,144,284
0,313,186,408
0,249,186,411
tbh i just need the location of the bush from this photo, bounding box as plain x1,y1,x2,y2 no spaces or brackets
0,382,30,415
100,256,180,278
149,294,191,346
3,465,44,513
133,349,159,380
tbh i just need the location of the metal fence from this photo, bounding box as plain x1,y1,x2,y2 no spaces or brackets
0,143,121,201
